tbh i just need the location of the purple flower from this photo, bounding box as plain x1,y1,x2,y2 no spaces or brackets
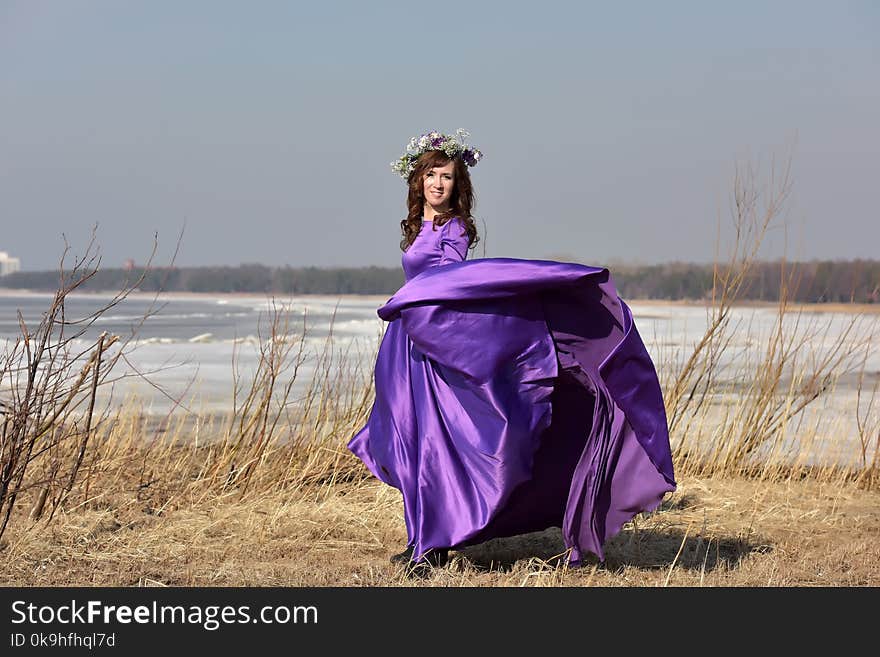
393,130,482,182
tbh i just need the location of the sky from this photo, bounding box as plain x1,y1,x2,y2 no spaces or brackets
1,1,878,271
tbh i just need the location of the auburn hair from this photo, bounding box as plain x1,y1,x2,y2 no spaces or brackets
399,150,480,251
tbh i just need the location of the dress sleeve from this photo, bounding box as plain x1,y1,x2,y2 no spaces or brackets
439,218,470,265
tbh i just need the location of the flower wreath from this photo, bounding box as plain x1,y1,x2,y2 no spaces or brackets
390,129,483,181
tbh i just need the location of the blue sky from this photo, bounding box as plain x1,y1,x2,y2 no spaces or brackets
1,1,877,270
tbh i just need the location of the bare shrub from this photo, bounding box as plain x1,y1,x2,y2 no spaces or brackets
0,232,160,542
663,153,879,484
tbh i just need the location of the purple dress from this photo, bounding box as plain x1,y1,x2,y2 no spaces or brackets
347,217,676,564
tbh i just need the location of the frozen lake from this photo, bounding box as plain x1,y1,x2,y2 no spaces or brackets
1,290,877,465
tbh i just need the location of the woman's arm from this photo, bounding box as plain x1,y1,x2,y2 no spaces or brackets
439,218,470,265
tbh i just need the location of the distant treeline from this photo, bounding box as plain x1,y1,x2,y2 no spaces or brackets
610,259,879,303
2,259,878,303
0,265,405,295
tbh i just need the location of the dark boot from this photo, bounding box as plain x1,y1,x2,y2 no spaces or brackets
389,546,414,564
404,548,449,579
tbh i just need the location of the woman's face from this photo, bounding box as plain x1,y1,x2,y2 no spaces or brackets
422,160,455,210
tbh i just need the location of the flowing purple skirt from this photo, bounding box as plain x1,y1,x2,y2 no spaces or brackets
348,258,676,564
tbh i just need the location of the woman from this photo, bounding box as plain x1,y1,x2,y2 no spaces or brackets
348,130,676,577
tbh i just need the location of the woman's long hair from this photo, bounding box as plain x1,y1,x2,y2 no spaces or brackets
399,150,480,251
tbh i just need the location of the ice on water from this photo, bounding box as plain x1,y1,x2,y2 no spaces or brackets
1,292,876,465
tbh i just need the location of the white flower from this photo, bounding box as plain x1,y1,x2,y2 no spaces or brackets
391,129,482,182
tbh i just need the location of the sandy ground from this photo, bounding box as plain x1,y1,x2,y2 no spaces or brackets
2,474,877,587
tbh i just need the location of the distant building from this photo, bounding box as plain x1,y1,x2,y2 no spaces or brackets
0,251,21,276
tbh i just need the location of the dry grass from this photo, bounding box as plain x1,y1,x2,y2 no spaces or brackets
2,467,877,587
0,289,876,587
2,154,878,586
